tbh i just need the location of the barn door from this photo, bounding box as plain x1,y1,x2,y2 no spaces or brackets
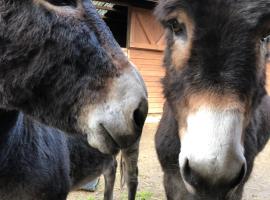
129,8,165,51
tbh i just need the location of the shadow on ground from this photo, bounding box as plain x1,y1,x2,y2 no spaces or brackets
68,123,270,200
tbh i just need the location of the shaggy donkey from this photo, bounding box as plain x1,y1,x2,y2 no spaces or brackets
0,109,141,200
0,0,147,199
0,0,148,154
155,0,270,199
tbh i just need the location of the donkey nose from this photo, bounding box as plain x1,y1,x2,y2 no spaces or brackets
228,163,246,189
84,62,148,154
133,98,148,131
114,98,148,149
182,159,247,193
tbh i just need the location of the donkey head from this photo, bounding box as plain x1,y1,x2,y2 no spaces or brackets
156,0,269,196
0,0,148,154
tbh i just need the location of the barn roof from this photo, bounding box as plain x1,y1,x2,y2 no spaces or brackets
93,0,157,13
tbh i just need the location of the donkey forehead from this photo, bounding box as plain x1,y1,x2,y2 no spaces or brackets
157,0,270,28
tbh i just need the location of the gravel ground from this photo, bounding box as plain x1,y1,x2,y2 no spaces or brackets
68,123,270,200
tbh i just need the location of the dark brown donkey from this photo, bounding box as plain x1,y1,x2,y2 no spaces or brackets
0,0,148,154
155,0,270,199
0,0,147,199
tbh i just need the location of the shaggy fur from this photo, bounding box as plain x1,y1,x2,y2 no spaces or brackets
0,108,141,200
0,109,116,200
155,0,270,199
0,0,118,133
0,0,147,155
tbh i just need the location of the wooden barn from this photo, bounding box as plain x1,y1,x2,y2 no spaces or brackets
93,0,270,121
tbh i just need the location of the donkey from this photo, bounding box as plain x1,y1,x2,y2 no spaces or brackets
0,108,141,200
155,0,270,199
0,0,147,199
0,0,148,155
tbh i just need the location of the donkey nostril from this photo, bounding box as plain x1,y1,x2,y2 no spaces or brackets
229,163,247,189
181,159,247,193
183,159,191,177
133,109,144,129
182,159,201,188
133,98,148,131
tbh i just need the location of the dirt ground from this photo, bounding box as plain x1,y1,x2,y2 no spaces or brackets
68,123,270,200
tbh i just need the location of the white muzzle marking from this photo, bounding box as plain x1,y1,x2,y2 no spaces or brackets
179,107,246,183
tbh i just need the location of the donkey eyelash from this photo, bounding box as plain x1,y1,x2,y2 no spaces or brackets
261,34,270,43
166,19,186,36
46,0,77,7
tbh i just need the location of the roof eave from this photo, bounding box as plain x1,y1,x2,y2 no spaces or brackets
95,0,157,9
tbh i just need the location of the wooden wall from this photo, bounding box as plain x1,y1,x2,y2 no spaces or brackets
128,7,165,115
129,49,165,114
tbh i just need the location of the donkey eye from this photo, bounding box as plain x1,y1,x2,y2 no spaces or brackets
262,34,270,41
167,19,186,36
46,0,77,7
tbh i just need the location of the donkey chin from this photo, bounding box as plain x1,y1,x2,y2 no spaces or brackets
178,107,247,196
80,66,148,155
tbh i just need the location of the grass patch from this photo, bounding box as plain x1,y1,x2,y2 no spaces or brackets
136,191,153,200
119,191,153,200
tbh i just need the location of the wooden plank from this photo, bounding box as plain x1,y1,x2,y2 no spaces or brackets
139,71,164,77
130,55,164,60
148,89,163,94
147,85,163,89
137,65,163,70
130,43,165,51
131,58,163,65
130,48,164,55
139,68,164,73
148,99,165,104
149,93,163,98
149,102,164,108
146,81,163,86
148,96,164,100
136,65,165,71
148,85,163,89
129,49,164,59
149,107,163,114
139,69,165,73
142,76,163,82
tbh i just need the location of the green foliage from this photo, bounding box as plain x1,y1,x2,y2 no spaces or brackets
135,191,153,200
119,191,153,200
